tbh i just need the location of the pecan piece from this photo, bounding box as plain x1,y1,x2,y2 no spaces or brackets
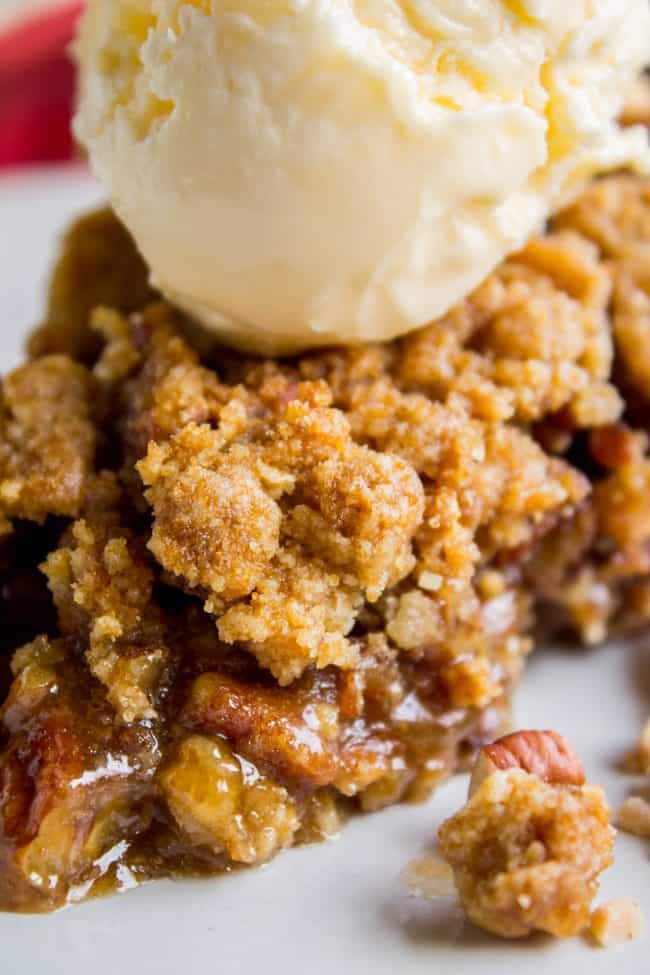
181,672,339,789
470,729,586,796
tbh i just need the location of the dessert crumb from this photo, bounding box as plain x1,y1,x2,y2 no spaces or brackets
401,854,455,899
590,898,644,948
617,796,650,838
438,730,614,939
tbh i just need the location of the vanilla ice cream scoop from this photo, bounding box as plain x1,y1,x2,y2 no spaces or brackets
75,0,650,355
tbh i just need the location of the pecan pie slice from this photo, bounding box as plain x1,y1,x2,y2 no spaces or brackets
2,163,650,912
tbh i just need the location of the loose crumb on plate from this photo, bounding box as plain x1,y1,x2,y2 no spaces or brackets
401,854,455,899
617,715,650,839
438,731,614,939
590,898,645,948
617,796,650,838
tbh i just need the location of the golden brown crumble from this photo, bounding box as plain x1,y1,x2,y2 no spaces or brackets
396,231,619,428
136,384,424,684
439,737,614,939
0,356,96,532
556,175,650,405
42,486,169,724
1,166,650,912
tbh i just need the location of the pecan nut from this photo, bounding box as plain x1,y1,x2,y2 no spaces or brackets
470,729,586,796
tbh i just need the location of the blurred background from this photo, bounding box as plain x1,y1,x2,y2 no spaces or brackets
0,0,84,168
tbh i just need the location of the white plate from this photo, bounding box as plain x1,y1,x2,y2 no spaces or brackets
0,166,648,974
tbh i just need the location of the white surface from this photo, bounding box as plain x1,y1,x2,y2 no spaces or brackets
0,166,104,368
0,166,648,973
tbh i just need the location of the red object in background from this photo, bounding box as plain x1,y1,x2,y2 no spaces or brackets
0,2,85,168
